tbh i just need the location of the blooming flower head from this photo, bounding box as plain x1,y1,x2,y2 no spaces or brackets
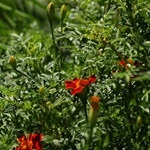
65,75,96,95
112,59,136,74
15,133,43,150
112,59,141,80
119,59,134,69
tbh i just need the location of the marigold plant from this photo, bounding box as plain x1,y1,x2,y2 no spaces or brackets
0,0,149,149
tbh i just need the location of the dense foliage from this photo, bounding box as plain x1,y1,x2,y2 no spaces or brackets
0,0,150,149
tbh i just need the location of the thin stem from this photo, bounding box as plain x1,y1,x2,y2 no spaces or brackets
84,104,88,122
15,68,39,84
50,22,55,47
49,22,57,58
49,21,61,78
60,19,63,69
15,68,30,78
88,127,93,149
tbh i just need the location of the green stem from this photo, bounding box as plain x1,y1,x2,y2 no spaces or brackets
60,20,63,69
50,22,55,46
58,19,64,80
15,68,38,84
15,68,30,78
84,103,88,122
87,126,93,150
49,22,57,58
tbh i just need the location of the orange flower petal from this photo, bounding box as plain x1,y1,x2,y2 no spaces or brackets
71,87,83,95
65,75,96,95
119,59,134,67
65,78,80,89
34,142,43,150
89,75,96,83
72,78,80,82
91,96,100,103
127,59,134,65
17,135,27,143
16,140,32,150
65,81,77,89
28,133,43,141
29,134,43,149
16,134,43,150
119,60,126,67
79,79,90,86
90,96,100,109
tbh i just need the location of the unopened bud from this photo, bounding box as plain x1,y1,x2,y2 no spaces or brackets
136,116,142,128
61,5,67,21
9,56,16,69
47,2,55,23
39,86,45,95
88,96,100,128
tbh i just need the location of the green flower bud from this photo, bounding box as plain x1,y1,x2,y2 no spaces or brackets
136,116,142,128
47,2,55,23
9,56,16,69
39,86,45,95
61,5,67,21
88,96,100,128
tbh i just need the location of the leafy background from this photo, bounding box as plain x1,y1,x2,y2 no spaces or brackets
0,0,150,149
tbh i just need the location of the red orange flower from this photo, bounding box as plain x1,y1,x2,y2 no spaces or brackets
119,59,134,69
112,59,136,74
15,133,43,150
65,75,96,95
111,59,141,80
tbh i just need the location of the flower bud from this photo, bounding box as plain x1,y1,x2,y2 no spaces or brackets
60,5,67,21
136,115,142,128
47,2,55,23
9,56,16,69
39,86,45,95
88,96,100,128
